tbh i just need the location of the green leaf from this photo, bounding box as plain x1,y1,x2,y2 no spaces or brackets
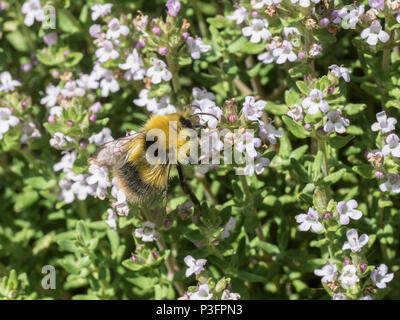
295,81,310,95
328,135,354,149
6,31,30,52
58,10,81,33
321,168,346,185
289,145,309,160
344,103,366,115
282,115,310,139
289,64,312,78
290,158,309,183
313,151,323,181
236,271,266,282
266,102,288,115
352,164,375,179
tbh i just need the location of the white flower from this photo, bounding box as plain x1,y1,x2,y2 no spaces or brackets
302,89,330,114
20,121,41,143
371,111,397,133
243,155,270,176
309,43,322,57
190,284,213,300
0,108,19,138
221,217,236,239
382,134,400,157
221,290,241,300
329,64,351,82
287,104,304,122
91,3,113,21
339,264,359,289
89,127,114,146
242,96,266,121
119,49,145,81
61,81,85,98
258,120,283,145
341,4,364,29
296,208,323,232
105,208,118,229
235,131,261,158
71,174,95,201
242,19,271,43
342,228,369,253
111,185,129,216
58,179,75,204
146,58,172,84
273,40,297,64
53,151,77,172
360,295,372,300
227,6,248,24
96,40,119,63
314,263,338,283
153,95,176,115
194,99,222,129
106,18,129,40
186,37,211,59
257,45,274,64
0,71,21,93
361,20,389,46
86,164,111,199
77,73,99,90
324,110,350,134
192,87,215,102
49,132,75,149
379,173,400,193
21,0,44,26
291,0,320,8
333,293,347,300
133,89,158,112
100,71,120,97
370,264,394,289
283,27,301,38
336,200,362,225
184,255,207,277
40,85,60,107
134,221,160,242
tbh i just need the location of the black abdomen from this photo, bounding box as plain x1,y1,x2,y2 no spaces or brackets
118,161,155,197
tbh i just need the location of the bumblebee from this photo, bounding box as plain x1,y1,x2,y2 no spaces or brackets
88,111,210,206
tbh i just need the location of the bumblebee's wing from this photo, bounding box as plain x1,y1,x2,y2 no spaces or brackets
88,132,144,167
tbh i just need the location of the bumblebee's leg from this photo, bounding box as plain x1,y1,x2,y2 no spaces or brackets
177,164,200,206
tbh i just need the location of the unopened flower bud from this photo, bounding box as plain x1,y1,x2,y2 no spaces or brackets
323,213,331,220
90,102,102,114
22,100,28,108
131,255,136,263
228,114,237,123
165,220,172,227
89,114,96,122
331,10,339,19
298,52,305,59
182,32,189,40
135,40,145,50
152,251,159,259
48,115,55,123
251,11,259,18
320,18,329,27
360,263,367,272
152,26,161,35
63,49,70,57
66,120,73,126
328,86,335,94
344,260,350,266
158,47,167,55
80,141,87,148
194,241,203,247
304,123,312,131
375,171,384,179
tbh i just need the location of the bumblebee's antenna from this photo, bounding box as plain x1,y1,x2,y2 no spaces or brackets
189,112,220,121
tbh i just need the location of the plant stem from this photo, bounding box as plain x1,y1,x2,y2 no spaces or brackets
245,56,266,99
156,237,186,297
197,174,219,206
166,52,180,105
191,0,208,38
239,175,266,243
